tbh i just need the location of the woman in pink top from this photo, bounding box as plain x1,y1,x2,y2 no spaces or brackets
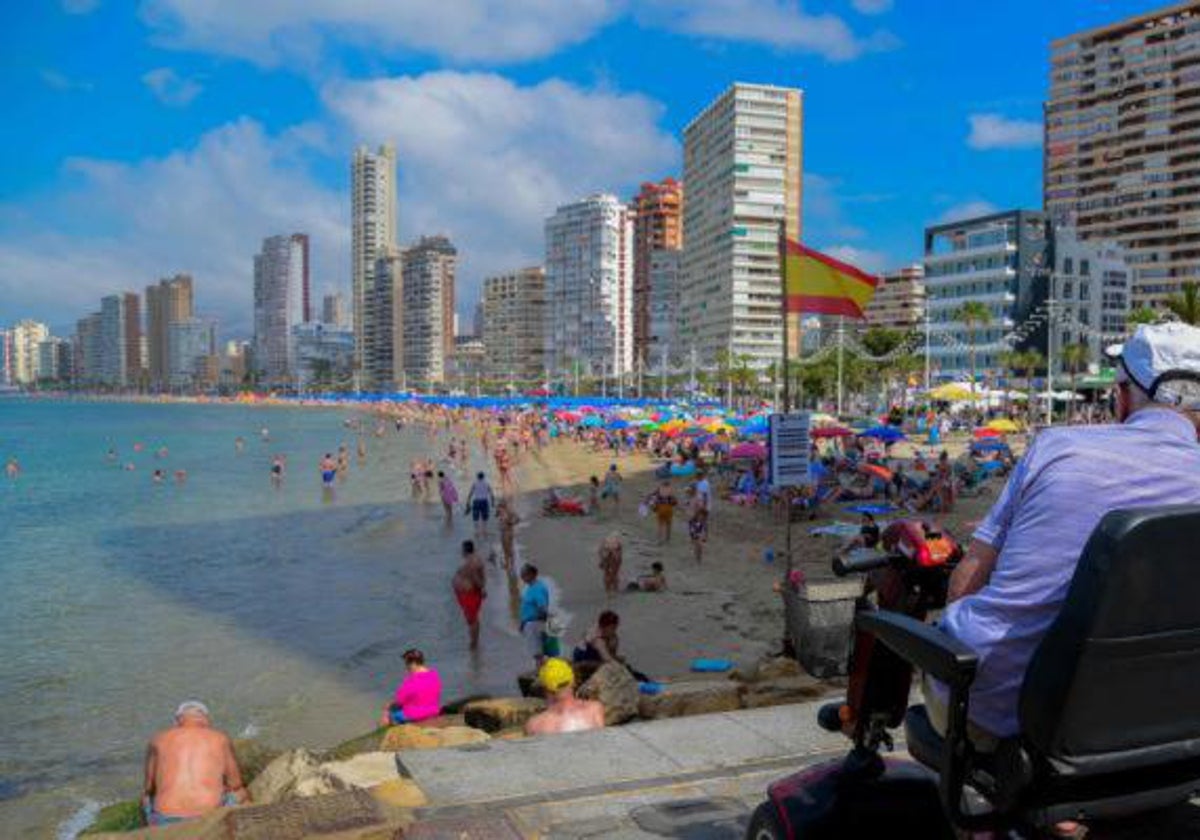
379,649,442,726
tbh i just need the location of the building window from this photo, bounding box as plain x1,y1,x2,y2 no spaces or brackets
1080,259,1090,277
1062,257,1074,274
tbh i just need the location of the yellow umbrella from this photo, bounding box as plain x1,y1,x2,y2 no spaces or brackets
929,383,982,401
985,418,1021,433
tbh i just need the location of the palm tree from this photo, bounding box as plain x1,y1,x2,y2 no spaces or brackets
999,350,1023,417
1166,281,1200,326
1126,306,1159,331
954,301,993,397
1018,349,1045,427
1061,342,1090,423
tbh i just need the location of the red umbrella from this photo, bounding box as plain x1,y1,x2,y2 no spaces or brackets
811,426,854,439
973,427,1002,439
730,442,767,459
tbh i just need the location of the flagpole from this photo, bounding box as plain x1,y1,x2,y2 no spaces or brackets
778,219,791,413
837,316,845,417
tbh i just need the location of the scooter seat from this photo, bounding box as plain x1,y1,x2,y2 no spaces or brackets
904,705,945,770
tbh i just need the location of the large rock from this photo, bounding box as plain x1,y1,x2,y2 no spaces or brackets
742,675,828,709
232,738,282,787
637,681,745,720
578,663,640,725
249,749,325,804
378,724,490,752
371,777,429,809
463,697,545,733
321,752,401,789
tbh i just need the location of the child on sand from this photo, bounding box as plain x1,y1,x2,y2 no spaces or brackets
598,533,623,596
627,562,667,592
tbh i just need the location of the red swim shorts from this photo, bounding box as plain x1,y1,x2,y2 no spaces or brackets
456,589,483,624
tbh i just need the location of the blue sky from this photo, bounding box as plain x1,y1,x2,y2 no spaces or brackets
0,0,1170,337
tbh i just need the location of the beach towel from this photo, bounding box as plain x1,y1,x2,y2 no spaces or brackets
691,658,733,673
843,503,898,515
808,522,863,538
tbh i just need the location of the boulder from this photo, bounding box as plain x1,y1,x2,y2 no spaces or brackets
578,663,640,725
742,675,828,709
379,724,490,752
729,655,803,684
320,752,401,789
637,681,745,720
232,738,282,786
248,749,326,804
371,777,429,809
463,697,545,733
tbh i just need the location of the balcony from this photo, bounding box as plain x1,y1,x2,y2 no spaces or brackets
927,290,1017,310
923,266,1017,287
923,240,1016,265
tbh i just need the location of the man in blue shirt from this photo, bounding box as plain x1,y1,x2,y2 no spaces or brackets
929,322,1200,747
519,563,551,667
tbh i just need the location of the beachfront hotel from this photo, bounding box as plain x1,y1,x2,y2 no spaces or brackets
543,194,635,383
482,267,547,388
631,178,683,367
145,274,194,390
1046,2,1200,310
679,82,803,368
351,144,398,381
861,265,926,332
401,235,457,389
252,233,311,387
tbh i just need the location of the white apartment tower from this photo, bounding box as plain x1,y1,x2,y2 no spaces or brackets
253,233,310,386
401,235,457,389
544,194,634,380
680,83,803,366
10,320,49,385
351,144,398,378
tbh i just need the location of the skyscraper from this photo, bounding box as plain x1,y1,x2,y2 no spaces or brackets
99,295,128,387
367,247,404,389
401,235,457,388
482,267,546,386
351,144,398,378
1046,4,1200,309
74,313,103,386
253,233,310,386
544,194,634,380
146,274,194,390
10,320,49,385
680,83,803,366
631,178,683,366
0,329,12,386
322,291,348,328
121,292,143,389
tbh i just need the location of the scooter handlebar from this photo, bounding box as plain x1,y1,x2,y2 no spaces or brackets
833,552,892,577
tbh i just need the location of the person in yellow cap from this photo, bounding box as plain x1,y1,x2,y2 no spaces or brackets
524,658,605,736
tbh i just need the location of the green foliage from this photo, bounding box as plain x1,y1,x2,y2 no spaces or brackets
1166,281,1200,326
80,801,144,834
1126,306,1159,329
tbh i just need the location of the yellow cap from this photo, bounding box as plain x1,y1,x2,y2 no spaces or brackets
538,658,575,692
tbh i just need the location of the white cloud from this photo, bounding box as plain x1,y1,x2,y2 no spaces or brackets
822,244,888,274
851,0,892,14
140,0,895,67
62,0,100,14
40,69,95,92
967,113,1042,150
0,120,345,336
142,67,203,106
140,0,622,66
805,172,880,241
323,71,679,311
935,200,999,225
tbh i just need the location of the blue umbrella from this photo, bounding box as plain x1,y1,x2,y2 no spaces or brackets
971,440,1010,453
581,415,603,428
860,426,906,442
606,419,630,430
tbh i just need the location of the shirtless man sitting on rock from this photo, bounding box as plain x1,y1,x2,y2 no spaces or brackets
524,658,605,736
142,701,250,826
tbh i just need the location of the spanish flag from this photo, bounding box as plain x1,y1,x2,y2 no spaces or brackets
783,239,878,318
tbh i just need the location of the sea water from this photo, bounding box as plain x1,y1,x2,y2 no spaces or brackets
0,400,529,837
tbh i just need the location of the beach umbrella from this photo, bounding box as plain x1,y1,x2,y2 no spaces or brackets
581,415,603,428
859,463,894,482
985,418,1021,433
810,426,854,439
730,442,767,460
971,440,1010,453
929,383,981,401
606,419,630,430
860,426,906,443
973,427,1002,439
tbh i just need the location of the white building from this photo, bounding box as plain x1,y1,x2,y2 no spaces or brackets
0,329,12,386
1050,230,1131,373
322,292,348,329
293,322,354,389
10,320,49,385
482,267,546,386
401,235,457,389
253,233,310,386
37,337,72,383
351,144,397,377
99,296,127,388
167,318,216,389
544,194,634,380
680,83,803,367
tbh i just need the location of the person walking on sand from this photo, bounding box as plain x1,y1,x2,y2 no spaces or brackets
687,485,709,564
519,563,551,668
646,482,678,545
601,464,622,511
319,453,337,491
497,498,520,570
466,471,495,537
142,701,249,826
438,471,459,524
452,540,487,650
525,658,605,736
598,532,623,596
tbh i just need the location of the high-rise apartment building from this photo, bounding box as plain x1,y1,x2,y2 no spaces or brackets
680,83,803,367
1046,3,1200,308
0,329,12,386
862,265,926,332
121,292,143,389
544,194,634,379
366,247,404,389
482,267,546,386
99,295,128,387
646,250,682,367
631,178,683,365
253,233,310,386
10,320,49,385
1048,230,1132,372
168,318,217,389
74,313,103,385
401,235,457,388
37,337,72,383
351,144,398,377
146,274,194,389
322,291,348,328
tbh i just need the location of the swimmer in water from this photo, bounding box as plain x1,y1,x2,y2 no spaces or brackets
320,454,337,490
260,427,270,442
336,445,350,479
356,436,367,462
106,448,118,463
156,446,169,459
174,470,187,484
153,469,165,484
234,437,245,454
271,455,285,488
5,457,20,479
133,442,145,453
